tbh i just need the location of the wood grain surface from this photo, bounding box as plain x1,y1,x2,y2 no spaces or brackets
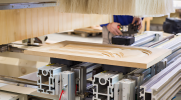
0,7,109,45
24,41,172,69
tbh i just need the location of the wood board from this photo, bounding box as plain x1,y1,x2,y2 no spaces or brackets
0,82,59,100
73,27,102,37
0,7,109,45
24,41,172,69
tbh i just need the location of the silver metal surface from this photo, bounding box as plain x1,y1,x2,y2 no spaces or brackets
71,66,86,96
86,72,92,79
142,68,151,77
0,0,56,4
128,74,144,100
143,74,151,83
60,71,75,100
132,35,155,46
118,79,136,100
155,59,167,74
140,57,181,100
132,31,165,47
166,49,181,62
156,36,181,51
167,54,181,65
37,64,65,95
86,64,101,73
0,3,56,10
92,71,123,100
135,33,155,42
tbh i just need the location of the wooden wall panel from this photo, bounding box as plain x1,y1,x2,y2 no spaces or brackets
0,7,110,45
0,11,6,44
38,8,44,36
26,9,33,39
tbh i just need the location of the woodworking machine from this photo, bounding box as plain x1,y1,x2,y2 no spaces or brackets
0,30,180,100
0,0,179,100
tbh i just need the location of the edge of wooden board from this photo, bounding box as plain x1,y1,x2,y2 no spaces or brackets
24,41,172,69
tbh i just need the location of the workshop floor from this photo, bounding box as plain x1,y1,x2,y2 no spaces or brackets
46,33,103,44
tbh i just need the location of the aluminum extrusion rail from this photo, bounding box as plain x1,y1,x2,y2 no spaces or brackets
0,3,56,10
0,0,56,4
131,35,155,46
156,36,181,52
167,50,181,65
140,57,181,100
146,34,174,48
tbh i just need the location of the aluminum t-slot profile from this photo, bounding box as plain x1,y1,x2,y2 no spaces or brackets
140,57,181,100
114,79,136,100
71,66,87,95
127,74,144,100
128,73,144,88
155,59,167,74
151,64,181,100
156,36,181,52
37,64,65,95
92,71,123,100
60,71,75,100
167,51,181,65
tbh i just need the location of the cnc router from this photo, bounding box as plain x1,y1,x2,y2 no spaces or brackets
0,0,181,100
1,31,181,100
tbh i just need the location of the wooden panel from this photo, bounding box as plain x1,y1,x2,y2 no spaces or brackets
38,8,44,36
0,11,6,44
0,7,110,45
54,7,59,33
24,41,172,69
32,8,38,37
0,56,48,77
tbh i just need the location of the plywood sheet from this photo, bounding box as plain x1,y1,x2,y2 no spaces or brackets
24,41,172,69
0,7,110,45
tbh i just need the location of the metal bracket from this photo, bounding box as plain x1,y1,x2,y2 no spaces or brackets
0,3,56,10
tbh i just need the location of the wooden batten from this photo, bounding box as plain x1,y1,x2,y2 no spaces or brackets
0,7,110,45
